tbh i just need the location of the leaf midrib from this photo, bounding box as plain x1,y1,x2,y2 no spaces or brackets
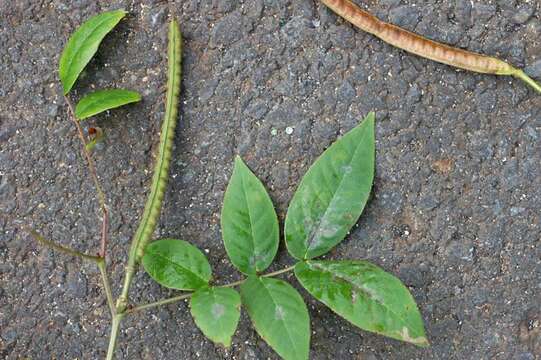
209,289,228,344
240,169,258,271
147,249,207,285
63,13,120,82
255,278,301,360
77,91,138,117
303,128,369,258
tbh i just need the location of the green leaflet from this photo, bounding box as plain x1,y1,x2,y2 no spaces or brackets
75,89,141,120
295,260,428,347
285,114,375,259
142,239,211,290
59,10,126,94
190,287,241,347
221,156,279,274
241,276,310,360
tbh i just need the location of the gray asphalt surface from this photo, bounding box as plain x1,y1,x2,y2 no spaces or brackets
1,0,540,359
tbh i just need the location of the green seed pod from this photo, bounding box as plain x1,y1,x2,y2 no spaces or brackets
117,20,182,312
132,20,182,263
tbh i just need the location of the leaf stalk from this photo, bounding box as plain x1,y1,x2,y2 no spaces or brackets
125,265,297,314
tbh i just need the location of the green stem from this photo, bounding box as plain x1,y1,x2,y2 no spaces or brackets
261,265,296,277
97,259,116,316
64,95,108,218
126,265,297,314
25,227,102,263
106,314,124,360
125,293,192,314
25,227,116,316
513,69,541,94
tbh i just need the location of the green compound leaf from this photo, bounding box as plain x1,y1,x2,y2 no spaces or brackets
240,276,310,360
142,239,211,290
190,287,241,348
285,113,375,260
221,156,279,274
75,89,141,120
295,260,428,347
59,10,127,94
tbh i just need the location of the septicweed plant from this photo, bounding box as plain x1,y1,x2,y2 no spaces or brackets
26,10,430,360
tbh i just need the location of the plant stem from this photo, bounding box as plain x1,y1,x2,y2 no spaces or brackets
513,69,541,94
261,265,296,278
125,293,192,314
25,227,102,262
97,259,116,316
126,265,297,314
99,208,109,258
64,95,107,215
26,227,116,317
106,313,124,360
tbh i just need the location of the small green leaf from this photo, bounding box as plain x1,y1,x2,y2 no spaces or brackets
190,287,241,347
240,276,310,360
142,239,211,290
59,10,127,94
75,89,141,120
295,260,428,347
285,113,375,260
221,156,279,274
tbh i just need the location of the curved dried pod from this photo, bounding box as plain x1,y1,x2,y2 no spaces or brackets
320,0,541,94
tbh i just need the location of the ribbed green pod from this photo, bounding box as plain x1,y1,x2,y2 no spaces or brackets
131,19,182,263
117,20,182,311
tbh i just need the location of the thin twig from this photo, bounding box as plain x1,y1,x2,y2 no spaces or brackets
64,95,107,211
126,265,297,314
99,208,109,258
25,226,116,315
25,226,102,262
261,265,296,278
64,95,110,258
125,293,192,314
97,259,116,316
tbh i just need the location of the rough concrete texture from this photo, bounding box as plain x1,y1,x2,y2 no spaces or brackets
1,0,540,359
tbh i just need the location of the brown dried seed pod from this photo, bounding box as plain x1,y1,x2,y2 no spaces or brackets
320,0,541,93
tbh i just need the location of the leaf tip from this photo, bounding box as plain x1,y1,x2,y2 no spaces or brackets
364,112,376,126
233,155,248,170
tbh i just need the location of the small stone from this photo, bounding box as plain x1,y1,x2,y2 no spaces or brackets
210,12,249,47
512,6,534,25
337,81,356,103
47,104,58,117
510,207,526,216
524,60,541,78
389,5,421,29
